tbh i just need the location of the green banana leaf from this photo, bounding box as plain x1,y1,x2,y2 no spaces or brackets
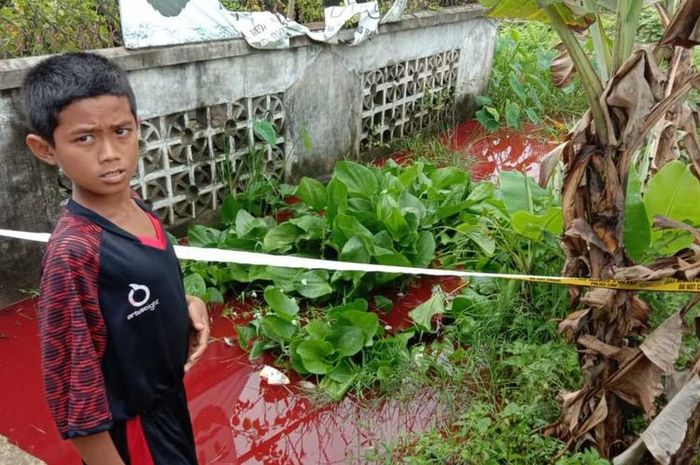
478,0,594,29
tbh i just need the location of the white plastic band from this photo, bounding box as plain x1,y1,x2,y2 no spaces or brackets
0,227,552,282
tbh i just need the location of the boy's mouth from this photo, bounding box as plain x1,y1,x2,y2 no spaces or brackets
100,169,127,182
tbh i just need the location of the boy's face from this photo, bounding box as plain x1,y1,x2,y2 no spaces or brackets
26,95,138,203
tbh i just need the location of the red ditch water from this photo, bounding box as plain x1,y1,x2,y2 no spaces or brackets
0,286,452,465
446,120,557,181
0,120,553,464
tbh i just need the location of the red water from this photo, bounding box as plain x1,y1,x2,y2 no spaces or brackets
0,120,554,464
372,121,556,180
0,281,452,465
446,120,557,181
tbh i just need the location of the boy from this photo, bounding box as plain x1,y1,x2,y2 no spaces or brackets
22,52,209,465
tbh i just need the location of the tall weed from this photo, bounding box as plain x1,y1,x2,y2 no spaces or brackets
476,22,588,131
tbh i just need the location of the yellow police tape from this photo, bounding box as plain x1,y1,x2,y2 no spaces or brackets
1,228,698,293
517,276,700,293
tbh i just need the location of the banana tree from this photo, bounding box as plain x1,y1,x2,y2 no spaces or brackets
478,0,700,462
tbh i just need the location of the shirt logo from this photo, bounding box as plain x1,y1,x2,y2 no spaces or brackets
128,283,151,307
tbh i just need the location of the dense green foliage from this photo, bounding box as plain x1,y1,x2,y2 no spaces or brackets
180,114,700,461
0,0,122,59
0,0,478,59
476,21,588,131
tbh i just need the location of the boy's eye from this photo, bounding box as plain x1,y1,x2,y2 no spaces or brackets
75,135,94,143
116,127,133,136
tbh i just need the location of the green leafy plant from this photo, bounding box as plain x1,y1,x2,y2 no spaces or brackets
239,290,383,399
0,0,121,59
475,22,587,131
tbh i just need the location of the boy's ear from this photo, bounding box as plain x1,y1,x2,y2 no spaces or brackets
26,134,57,166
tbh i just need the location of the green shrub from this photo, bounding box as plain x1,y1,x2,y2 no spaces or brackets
476,21,587,131
0,0,121,59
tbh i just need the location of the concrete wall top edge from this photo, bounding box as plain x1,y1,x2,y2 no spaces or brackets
0,4,486,92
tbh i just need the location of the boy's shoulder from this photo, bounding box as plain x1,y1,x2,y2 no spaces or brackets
45,210,103,260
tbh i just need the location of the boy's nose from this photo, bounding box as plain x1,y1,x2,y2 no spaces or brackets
99,141,120,162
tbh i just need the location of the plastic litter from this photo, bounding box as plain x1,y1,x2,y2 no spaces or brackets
259,365,291,385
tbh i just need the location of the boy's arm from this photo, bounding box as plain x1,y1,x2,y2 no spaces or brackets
184,295,210,372
71,432,125,465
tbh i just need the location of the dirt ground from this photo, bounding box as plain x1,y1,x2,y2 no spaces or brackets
0,435,45,465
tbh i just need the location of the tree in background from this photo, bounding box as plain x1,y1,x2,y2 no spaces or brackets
479,0,700,463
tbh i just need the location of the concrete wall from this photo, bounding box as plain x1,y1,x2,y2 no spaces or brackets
0,5,496,305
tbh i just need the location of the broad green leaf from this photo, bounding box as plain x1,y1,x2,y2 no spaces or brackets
347,197,376,215
184,273,206,297
381,172,404,192
373,230,395,250
510,207,563,241
221,233,260,252
222,264,254,283
253,119,277,145
330,326,365,356
263,223,303,252
467,182,495,204
431,167,469,190
623,165,650,261
484,106,500,121
508,75,529,104
295,177,327,211
398,163,422,188
331,270,365,285
289,215,325,240
645,161,700,226
478,0,593,28
399,191,427,229
188,225,222,247
296,339,335,374
327,361,357,383
374,249,413,267
205,287,224,304
653,230,694,256
412,230,436,268
645,162,700,255
305,320,332,340
373,295,393,312
221,194,238,225
260,315,298,342
295,270,333,299
327,301,370,320
265,267,301,292
377,195,409,241
456,223,496,256
333,161,379,197
333,214,373,246
250,340,276,359
326,177,348,221
524,107,542,125
498,170,549,214
476,108,500,131
264,287,299,321
409,293,445,331
476,95,493,107
340,235,372,263
319,373,355,400
235,325,256,350
505,100,521,129
235,209,268,238
334,310,379,342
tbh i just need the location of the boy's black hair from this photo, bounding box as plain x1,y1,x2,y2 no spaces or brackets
22,52,137,144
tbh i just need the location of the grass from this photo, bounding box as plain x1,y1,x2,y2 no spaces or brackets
359,275,609,464
385,128,474,171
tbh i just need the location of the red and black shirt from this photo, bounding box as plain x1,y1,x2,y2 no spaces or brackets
38,198,194,462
